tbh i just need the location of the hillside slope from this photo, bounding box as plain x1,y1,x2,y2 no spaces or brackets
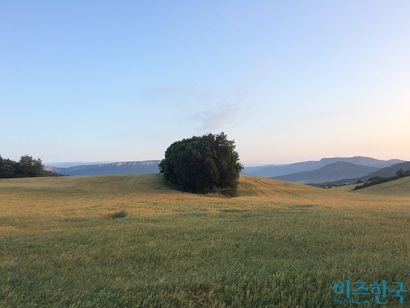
353,176,410,197
366,161,410,179
273,162,380,184
2,174,409,218
0,173,168,194
1,176,409,307
242,156,401,177
0,173,322,200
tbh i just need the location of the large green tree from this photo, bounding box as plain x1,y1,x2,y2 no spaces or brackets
0,155,48,178
159,132,243,196
16,155,43,177
0,157,16,178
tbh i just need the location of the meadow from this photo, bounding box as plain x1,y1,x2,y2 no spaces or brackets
0,174,409,307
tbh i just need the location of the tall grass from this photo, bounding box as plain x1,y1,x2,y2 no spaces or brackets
0,174,409,306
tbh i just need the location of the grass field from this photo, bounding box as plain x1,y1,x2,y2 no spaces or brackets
1,174,409,307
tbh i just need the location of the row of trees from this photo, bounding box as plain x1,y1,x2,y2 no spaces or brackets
159,132,243,196
0,155,55,178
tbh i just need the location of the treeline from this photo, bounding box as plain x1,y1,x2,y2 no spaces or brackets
0,155,60,178
353,169,410,191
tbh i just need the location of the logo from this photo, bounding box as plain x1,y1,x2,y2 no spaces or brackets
333,280,408,305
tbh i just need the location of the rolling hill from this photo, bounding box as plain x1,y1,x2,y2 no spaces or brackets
366,161,410,179
0,174,322,202
242,156,402,178
273,161,380,184
1,174,409,306
353,176,410,197
319,161,410,187
2,173,409,209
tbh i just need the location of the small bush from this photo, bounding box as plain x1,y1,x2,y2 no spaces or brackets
107,210,128,219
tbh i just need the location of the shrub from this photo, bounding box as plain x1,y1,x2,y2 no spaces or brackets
107,210,128,219
159,132,243,196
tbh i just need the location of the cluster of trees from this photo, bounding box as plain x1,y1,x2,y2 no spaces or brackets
159,132,243,196
396,169,410,178
354,169,410,190
0,155,57,178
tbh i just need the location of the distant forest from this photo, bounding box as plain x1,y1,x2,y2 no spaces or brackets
0,155,60,178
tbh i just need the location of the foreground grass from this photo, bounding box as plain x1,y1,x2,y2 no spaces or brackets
0,175,409,307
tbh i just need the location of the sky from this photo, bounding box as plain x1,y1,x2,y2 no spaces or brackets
1,1,410,166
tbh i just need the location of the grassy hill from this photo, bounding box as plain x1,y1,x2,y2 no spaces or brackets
353,176,410,197
273,161,380,184
1,174,409,306
2,174,407,217
332,176,410,197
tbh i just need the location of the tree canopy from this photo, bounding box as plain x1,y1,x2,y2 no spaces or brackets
0,155,58,178
159,132,243,196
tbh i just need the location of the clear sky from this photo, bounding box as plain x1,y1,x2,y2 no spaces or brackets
1,1,409,165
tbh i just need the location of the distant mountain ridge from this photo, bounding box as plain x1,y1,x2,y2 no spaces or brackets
274,161,380,184
44,161,115,168
44,156,406,183
242,156,402,178
366,161,410,179
45,160,161,176
310,161,410,187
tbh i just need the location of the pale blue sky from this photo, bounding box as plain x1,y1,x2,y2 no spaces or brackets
1,1,409,165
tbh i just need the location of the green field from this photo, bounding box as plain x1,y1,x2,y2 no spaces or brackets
1,174,409,307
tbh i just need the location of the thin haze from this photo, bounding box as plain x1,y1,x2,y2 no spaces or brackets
1,1,409,165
